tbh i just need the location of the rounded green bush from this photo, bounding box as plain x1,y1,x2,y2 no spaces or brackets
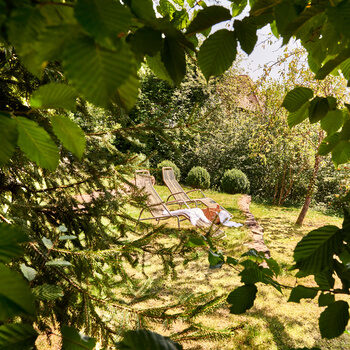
221,169,250,194
186,166,210,189
155,160,180,184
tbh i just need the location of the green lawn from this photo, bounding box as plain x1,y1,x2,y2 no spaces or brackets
124,185,349,350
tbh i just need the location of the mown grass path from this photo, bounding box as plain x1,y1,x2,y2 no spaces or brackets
238,194,270,258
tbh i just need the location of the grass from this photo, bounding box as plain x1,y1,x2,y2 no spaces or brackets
123,185,349,349
36,185,349,349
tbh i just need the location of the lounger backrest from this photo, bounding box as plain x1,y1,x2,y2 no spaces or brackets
162,167,189,202
135,170,167,217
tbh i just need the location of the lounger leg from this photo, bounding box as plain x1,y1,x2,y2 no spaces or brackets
176,216,181,229
137,208,145,226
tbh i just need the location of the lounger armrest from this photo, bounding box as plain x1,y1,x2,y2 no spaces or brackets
165,199,185,205
147,202,164,207
185,188,206,198
166,191,186,202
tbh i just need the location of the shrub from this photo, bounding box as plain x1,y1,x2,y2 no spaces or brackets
186,166,210,189
155,160,181,184
221,169,250,194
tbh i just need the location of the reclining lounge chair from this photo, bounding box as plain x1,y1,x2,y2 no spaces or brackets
135,170,224,236
162,167,232,219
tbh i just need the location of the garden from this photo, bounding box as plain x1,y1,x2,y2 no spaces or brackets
0,0,350,349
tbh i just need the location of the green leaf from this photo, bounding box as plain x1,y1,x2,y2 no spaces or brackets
34,24,82,64
30,83,78,111
128,0,156,21
45,259,72,267
161,37,186,85
274,1,297,36
114,64,140,111
282,87,313,113
157,0,176,18
332,140,350,166
288,286,318,303
146,53,173,85
321,109,344,135
326,96,337,111
270,20,279,38
186,235,207,247
172,9,189,30
231,0,248,17
32,284,64,301
7,7,47,75
42,237,53,250
287,102,309,128
293,225,342,274
318,293,335,307
59,225,68,232
59,235,77,241
340,58,350,80
39,4,76,26
51,115,86,159
308,97,329,124
116,329,182,349
315,48,350,80
226,256,239,265
319,301,349,339
240,266,281,292
327,1,350,40
198,29,237,81
227,284,257,314
20,264,37,282
208,250,224,268
186,6,231,35
266,257,280,276
0,264,35,320
129,27,162,57
314,270,335,290
234,18,258,55
340,118,350,140
0,324,38,350
0,223,28,263
0,113,18,165
61,326,96,350
62,36,133,107
318,133,341,156
75,0,131,41
16,117,59,170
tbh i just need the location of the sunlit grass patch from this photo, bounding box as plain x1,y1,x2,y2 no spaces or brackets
119,186,349,349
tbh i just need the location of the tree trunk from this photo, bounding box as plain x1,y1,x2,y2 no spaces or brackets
296,131,324,226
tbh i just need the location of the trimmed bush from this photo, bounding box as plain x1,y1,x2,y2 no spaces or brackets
155,160,180,184
221,169,250,194
186,166,210,189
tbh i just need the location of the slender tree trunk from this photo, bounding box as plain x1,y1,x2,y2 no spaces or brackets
278,164,287,206
296,131,324,225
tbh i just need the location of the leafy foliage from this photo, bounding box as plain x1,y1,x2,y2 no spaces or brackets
226,284,257,314
29,83,78,111
186,166,210,189
0,224,27,263
0,0,349,347
221,168,250,194
0,264,35,321
50,115,86,159
16,116,59,170
0,324,38,350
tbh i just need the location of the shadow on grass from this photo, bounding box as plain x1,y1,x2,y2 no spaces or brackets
248,306,307,350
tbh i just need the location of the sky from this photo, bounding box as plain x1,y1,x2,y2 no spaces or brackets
211,1,300,82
